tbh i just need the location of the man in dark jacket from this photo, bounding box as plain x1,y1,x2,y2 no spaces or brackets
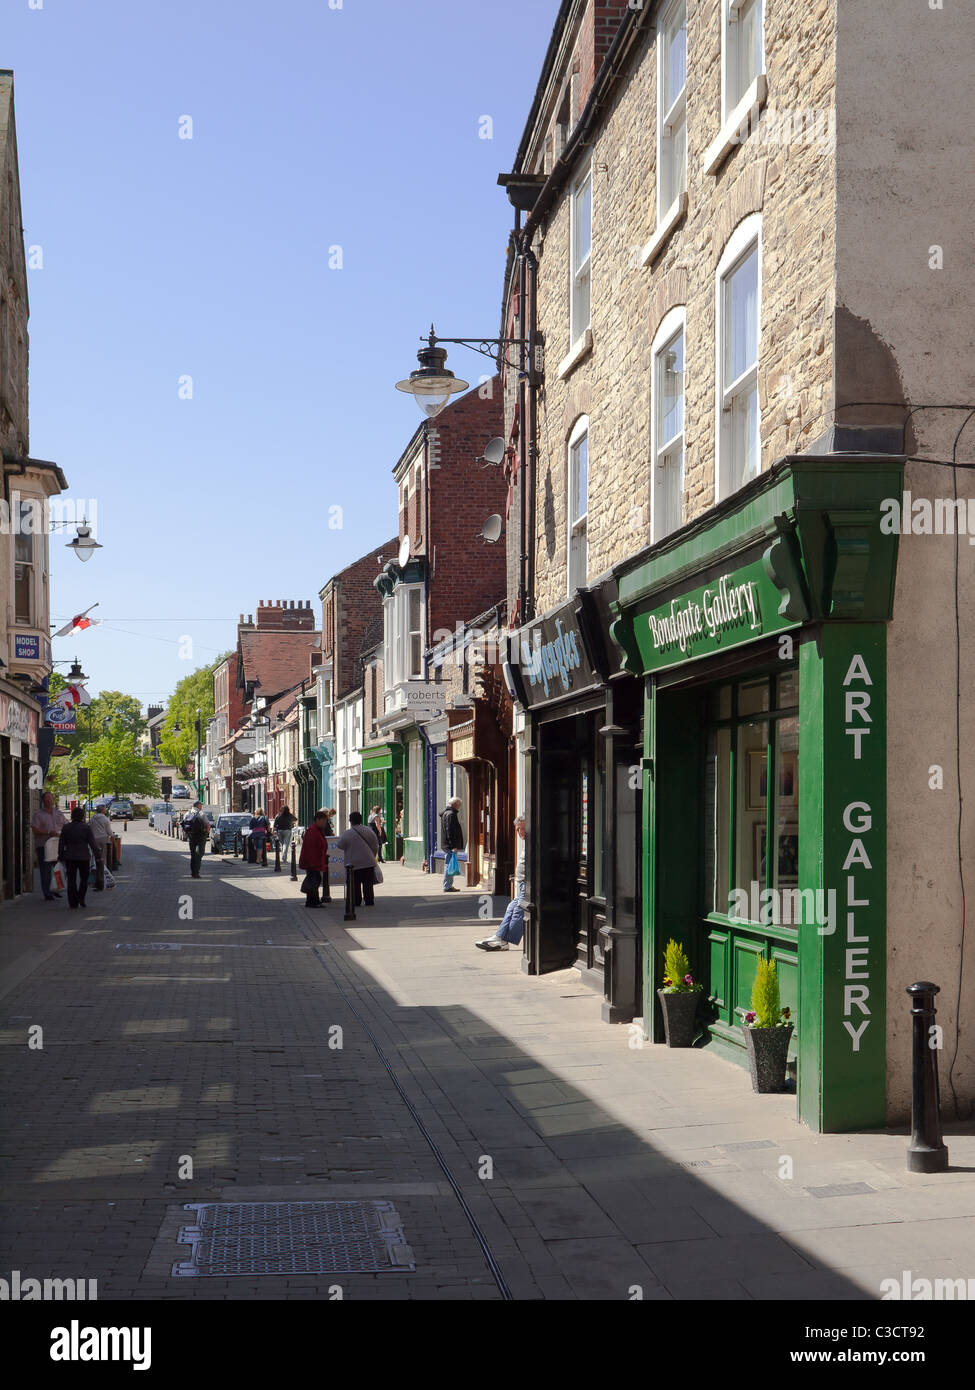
298,809,330,908
440,796,464,892
57,807,102,909
185,802,210,878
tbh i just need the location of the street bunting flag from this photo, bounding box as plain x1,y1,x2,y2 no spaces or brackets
53,603,101,638
64,683,92,708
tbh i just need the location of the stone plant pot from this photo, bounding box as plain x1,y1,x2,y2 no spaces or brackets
657,989,700,1048
742,1023,794,1093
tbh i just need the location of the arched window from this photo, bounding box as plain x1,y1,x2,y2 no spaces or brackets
567,415,589,592
715,214,762,500
650,307,686,542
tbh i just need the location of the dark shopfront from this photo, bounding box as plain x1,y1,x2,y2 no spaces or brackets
509,583,643,1023
610,455,902,1132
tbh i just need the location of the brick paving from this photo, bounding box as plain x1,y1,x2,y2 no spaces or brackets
1,823,973,1301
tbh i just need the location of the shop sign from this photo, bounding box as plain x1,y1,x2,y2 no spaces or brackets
633,558,797,674
0,693,38,744
451,734,475,763
14,633,41,660
45,698,77,732
512,599,595,708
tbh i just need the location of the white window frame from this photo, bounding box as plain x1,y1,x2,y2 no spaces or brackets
567,415,589,593
723,0,765,123
383,584,425,689
407,586,423,680
715,214,762,502
569,165,592,346
650,308,686,543
408,737,423,839
657,0,687,223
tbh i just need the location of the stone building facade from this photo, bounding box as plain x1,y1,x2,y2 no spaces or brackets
498,0,974,1128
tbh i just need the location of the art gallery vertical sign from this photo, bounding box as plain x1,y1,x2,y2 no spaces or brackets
799,625,887,1132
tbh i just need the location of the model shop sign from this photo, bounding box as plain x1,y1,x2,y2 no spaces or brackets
633,558,798,675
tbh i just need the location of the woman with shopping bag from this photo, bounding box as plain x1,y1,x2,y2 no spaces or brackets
57,807,103,910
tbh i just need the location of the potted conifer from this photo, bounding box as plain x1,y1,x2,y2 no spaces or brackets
740,958,794,1092
657,939,702,1047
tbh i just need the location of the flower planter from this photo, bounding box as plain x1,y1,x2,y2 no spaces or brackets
742,1023,794,1093
657,989,700,1048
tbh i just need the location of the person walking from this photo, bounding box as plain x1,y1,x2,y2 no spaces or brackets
57,807,102,910
273,805,296,860
440,796,464,892
367,805,387,862
298,808,330,908
89,806,114,891
185,801,210,878
31,791,66,900
249,808,270,865
336,811,380,908
476,816,527,951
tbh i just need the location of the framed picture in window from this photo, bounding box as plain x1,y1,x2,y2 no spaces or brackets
747,749,798,811
753,823,800,886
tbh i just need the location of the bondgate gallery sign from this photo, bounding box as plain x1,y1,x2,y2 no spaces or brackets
632,557,799,675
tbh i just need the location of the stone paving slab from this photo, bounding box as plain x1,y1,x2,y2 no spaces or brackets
1,827,973,1302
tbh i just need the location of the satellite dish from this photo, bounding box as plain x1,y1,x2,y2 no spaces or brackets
480,514,503,544
398,536,411,568
479,437,506,465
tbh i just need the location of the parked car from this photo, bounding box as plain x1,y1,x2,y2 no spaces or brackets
93,795,114,812
108,799,134,819
172,784,190,799
210,813,252,854
148,801,176,828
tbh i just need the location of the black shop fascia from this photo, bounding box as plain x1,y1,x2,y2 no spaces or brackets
506,575,644,1023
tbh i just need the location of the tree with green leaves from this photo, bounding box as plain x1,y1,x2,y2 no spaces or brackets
157,658,228,771
82,730,159,800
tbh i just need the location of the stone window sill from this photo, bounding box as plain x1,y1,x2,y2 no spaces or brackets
702,74,769,176
557,328,593,381
640,192,689,268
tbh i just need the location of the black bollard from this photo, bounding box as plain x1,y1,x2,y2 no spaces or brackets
274,839,281,873
290,841,298,882
906,981,949,1173
247,835,256,864
233,831,239,859
323,852,331,903
344,865,356,921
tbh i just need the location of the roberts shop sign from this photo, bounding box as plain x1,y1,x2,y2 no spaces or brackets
634,558,799,674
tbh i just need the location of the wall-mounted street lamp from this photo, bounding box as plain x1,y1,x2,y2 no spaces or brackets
62,520,102,562
394,298,540,621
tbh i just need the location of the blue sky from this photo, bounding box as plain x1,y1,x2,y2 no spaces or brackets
4,0,555,703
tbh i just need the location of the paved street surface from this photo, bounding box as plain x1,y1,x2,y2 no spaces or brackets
1,824,972,1301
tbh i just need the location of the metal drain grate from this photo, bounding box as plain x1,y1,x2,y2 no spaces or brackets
679,1160,712,1168
805,1182,875,1198
115,942,182,951
172,1201,414,1277
719,1140,777,1152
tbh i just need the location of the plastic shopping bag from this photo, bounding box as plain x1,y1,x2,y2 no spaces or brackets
445,851,459,876
104,868,116,891
51,861,66,894
44,836,60,862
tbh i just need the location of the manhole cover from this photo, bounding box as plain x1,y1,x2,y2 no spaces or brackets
805,1182,875,1198
719,1140,777,1152
172,1201,414,1277
679,1160,712,1168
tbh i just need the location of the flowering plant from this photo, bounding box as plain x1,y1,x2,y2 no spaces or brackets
660,939,702,994
742,959,792,1027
